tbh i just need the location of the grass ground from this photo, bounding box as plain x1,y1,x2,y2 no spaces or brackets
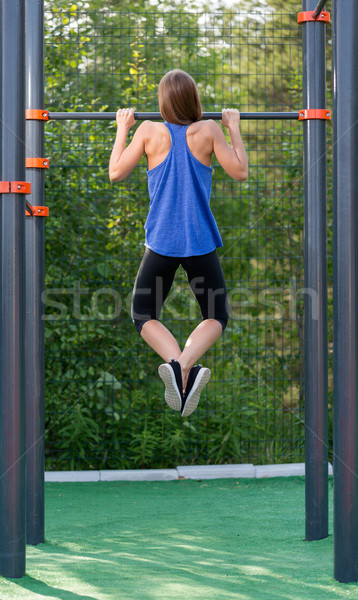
0,477,357,599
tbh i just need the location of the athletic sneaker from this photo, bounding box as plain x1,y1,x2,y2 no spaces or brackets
181,364,211,418
158,359,183,412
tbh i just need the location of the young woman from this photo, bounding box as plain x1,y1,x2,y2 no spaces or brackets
109,69,248,417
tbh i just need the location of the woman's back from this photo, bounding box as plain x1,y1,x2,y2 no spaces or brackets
144,121,222,257
144,120,214,170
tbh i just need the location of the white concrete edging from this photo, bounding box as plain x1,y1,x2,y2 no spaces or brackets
45,462,333,483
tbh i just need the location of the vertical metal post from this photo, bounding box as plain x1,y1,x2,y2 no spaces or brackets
332,0,358,583
0,0,26,578
25,0,45,546
302,0,328,540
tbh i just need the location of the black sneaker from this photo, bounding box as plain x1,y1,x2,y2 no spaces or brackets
158,359,183,412
181,364,211,417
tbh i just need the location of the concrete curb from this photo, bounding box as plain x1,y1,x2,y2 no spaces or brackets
45,462,333,482
100,469,178,482
177,464,256,479
45,470,100,482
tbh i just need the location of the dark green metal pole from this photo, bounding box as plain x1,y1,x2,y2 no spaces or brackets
333,0,358,583
25,0,45,546
0,0,26,578
302,0,328,541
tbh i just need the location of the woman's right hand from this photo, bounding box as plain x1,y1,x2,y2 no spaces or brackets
220,108,240,129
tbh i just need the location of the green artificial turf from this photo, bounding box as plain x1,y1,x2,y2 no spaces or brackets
0,477,357,599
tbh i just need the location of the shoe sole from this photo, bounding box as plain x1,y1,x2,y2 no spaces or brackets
158,364,182,411
181,368,211,417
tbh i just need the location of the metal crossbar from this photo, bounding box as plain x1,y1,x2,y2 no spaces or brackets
49,111,299,121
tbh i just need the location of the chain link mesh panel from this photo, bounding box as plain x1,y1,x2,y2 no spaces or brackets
44,9,308,470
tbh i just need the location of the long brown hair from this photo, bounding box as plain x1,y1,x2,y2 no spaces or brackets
158,70,202,124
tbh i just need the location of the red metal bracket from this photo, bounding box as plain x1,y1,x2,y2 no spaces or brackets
0,181,31,194
298,11,330,24
26,204,49,217
26,158,50,169
298,109,331,121
25,109,49,121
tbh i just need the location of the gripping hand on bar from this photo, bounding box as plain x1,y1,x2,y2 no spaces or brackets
116,108,137,129
220,107,240,127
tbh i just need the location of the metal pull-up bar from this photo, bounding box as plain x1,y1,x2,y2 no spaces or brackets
48,111,300,121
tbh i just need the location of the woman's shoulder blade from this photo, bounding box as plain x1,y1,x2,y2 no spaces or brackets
190,119,218,136
139,120,166,131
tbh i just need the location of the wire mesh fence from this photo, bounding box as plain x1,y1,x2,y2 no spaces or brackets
44,8,314,470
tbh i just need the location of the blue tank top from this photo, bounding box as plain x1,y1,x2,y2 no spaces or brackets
144,122,223,257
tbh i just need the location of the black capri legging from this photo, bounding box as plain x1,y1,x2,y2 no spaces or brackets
131,248,229,334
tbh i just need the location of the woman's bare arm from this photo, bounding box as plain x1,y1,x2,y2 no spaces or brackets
109,108,147,182
211,109,248,181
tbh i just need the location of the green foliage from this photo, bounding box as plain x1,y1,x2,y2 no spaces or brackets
43,4,325,471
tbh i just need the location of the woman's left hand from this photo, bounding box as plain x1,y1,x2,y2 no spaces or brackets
116,108,136,130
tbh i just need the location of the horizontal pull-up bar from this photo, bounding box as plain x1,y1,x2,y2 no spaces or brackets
48,111,299,121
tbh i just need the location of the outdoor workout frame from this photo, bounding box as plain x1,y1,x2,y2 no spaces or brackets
0,0,357,584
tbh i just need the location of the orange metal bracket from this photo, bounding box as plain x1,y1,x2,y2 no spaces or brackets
298,109,331,121
26,204,49,217
0,181,31,194
297,11,330,24
25,109,49,121
26,158,50,169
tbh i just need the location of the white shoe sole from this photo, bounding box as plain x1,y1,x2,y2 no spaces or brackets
181,367,211,417
158,364,182,411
